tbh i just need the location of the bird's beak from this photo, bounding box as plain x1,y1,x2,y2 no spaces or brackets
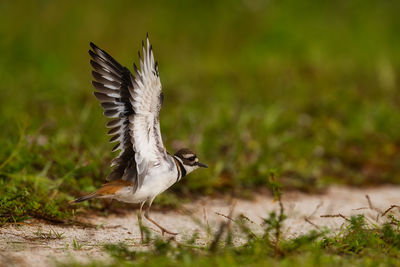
196,162,208,168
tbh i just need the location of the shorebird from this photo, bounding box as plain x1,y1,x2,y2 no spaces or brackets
71,35,207,239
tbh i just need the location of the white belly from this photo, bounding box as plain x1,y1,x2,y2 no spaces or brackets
113,166,177,204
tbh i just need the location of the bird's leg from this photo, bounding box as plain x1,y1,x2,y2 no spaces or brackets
144,199,177,236
137,201,146,243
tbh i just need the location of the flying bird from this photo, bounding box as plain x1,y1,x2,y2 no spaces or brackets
71,35,207,240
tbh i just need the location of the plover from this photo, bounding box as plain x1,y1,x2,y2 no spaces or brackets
71,35,207,239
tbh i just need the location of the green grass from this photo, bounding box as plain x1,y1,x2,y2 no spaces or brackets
1,0,400,224
59,194,400,267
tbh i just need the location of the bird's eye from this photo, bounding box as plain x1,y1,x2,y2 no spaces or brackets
188,156,196,161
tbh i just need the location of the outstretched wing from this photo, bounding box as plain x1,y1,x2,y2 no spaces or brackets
89,36,168,192
129,37,169,188
89,42,138,189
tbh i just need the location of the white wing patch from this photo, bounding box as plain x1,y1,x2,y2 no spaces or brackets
128,36,167,188
130,39,162,116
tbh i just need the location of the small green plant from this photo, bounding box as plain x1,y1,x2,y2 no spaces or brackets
52,229,65,239
72,239,83,250
33,227,64,240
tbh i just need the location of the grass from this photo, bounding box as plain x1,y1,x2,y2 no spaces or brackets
58,184,400,266
88,219,400,266
1,0,400,225
33,227,64,240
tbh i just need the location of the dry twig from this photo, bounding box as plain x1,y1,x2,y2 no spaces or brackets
320,213,350,221
381,205,400,217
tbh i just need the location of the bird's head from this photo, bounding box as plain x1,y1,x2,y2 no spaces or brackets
174,148,207,175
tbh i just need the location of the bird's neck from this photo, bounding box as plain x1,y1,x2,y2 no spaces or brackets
172,155,186,182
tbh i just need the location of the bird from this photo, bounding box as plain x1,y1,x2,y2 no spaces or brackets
70,35,208,240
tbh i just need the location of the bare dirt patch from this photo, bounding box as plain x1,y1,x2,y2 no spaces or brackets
1,186,399,267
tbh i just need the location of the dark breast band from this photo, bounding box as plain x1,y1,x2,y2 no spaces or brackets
173,156,187,182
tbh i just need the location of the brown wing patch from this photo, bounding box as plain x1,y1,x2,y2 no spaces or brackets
96,179,134,195
70,179,134,204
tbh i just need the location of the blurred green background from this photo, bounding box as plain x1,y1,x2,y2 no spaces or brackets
1,0,400,223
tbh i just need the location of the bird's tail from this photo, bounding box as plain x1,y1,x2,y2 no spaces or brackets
69,179,133,204
69,192,99,204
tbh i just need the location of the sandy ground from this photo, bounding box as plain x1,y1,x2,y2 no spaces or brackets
1,185,400,267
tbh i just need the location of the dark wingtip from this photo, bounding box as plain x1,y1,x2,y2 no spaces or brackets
89,42,97,50
88,49,97,59
91,70,99,79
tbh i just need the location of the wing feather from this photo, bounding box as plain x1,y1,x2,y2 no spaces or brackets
89,36,168,193
128,36,168,188
89,42,137,187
